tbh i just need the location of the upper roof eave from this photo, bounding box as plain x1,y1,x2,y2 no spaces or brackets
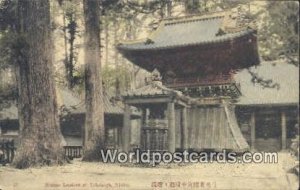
117,28,256,52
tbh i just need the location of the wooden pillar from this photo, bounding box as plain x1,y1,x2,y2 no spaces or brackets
145,108,149,125
281,111,287,150
142,108,147,126
117,127,122,148
140,108,147,149
114,128,118,148
250,112,256,150
181,107,188,150
145,129,150,150
167,102,176,152
122,103,131,152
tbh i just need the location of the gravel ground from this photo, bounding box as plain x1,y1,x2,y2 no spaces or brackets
0,152,298,190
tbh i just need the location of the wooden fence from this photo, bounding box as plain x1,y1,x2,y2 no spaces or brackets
141,127,168,151
0,141,83,164
0,139,15,165
63,146,83,159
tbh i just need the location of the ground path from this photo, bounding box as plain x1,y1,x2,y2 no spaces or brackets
0,153,298,190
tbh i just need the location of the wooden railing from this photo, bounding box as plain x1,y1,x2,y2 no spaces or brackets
0,142,82,164
63,146,83,159
165,74,234,88
0,139,15,165
141,127,168,151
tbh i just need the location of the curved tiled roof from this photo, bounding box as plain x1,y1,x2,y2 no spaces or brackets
0,102,18,120
102,91,124,115
123,80,190,103
118,12,256,51
124,81,172,97
235,60,299,106
58,88,125,115
0,88,125,120
58,88,85,114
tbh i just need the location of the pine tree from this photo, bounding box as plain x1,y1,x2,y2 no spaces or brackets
82,0,105,161
13,0,66,168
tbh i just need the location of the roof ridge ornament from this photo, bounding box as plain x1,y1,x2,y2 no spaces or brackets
144,68,163,86
151,68,162,82
144,38,154,45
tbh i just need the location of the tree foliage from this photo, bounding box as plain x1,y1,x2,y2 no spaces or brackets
259,1,299,65
59,0,81,88
102,64,131,92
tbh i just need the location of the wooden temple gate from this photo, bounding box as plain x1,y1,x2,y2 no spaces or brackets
122,72,189,152
140,114,168,151
122,70,250,152
118,12,260,152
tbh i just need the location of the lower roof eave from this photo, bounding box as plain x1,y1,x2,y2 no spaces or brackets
235,102,298,107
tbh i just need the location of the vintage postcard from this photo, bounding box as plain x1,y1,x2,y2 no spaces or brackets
0,0,299,190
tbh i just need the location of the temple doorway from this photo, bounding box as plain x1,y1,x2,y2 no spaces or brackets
255,112,281,151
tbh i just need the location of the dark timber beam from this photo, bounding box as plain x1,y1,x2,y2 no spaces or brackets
122,104,131,152
125,97,171,105
250,112,256,150
167,102,176,152
181,107,188,150
281,111,287,150
140,108,147,149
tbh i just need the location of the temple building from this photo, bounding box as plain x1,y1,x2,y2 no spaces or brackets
234,61,298,152
118,12,298,152
0,87,140,149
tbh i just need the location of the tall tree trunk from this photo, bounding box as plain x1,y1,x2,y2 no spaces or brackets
113,19,119,67
13,0,66,169
105,17,109,65
166,0,172,17
67,13,76,88
159,0,172,18
185,0,200,15
83,0,105,161
62,6,69,87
